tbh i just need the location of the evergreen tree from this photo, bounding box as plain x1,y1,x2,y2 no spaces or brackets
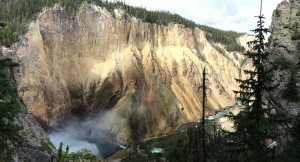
0,58,20,160
0,21,21,162
215,1,284,161
0,0,245,52
56,142,70,162
279,113,300,161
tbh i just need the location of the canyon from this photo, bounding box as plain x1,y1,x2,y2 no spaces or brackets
1,0,299,161
11,3,251,144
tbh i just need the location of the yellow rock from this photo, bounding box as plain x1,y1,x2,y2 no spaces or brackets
14,3,252,143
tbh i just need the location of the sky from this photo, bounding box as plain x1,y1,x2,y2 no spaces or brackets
108,0,283,33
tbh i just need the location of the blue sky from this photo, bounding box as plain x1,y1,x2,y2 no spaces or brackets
108,0,282,33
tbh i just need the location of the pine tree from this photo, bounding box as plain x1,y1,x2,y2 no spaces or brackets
0,58,20,160
56,142,70,162
280,113,300,161
0,21,21,162
215,1,283,161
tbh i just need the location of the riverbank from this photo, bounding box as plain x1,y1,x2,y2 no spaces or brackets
105,105,242,161
144,105,242,141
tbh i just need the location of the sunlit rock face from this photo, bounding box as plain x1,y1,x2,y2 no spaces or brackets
14,3,250,143
268,0,300,114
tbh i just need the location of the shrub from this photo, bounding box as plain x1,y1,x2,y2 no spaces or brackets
67,149,103,161
291,32,300,40
41,140,54,154
68,84,84,99
282,69,300,102
273,56,294,70
292,22,300,40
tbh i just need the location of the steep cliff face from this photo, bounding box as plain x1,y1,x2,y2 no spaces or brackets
269,0,300,114
1,47,54,162
14,3,250,143
13,101,54,162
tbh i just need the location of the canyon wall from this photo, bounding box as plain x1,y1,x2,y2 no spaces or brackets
268,0,300,114
13,3,250,143
1,47,54,162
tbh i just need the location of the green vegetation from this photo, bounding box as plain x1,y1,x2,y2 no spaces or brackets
0,59,21,160
155,84,175,126
282,68,300,102
215,10,286,161
106,149,132,161
292,31,300,40
272,56,300,102
4,1,300,161
155,84,174,114
280,113,300,161
292,22,300,40
67,149,103,161
69,84,84,99
296,10,300,16
56,142,69,162
87,80,97,105
166,127,210,162
205,30,245,52
0,21,23,161
0,0,244,52
211,43,227,57
167,137,192,162
121,152,148,162
0,21,21,161
41,140,54,154
139,121,219,162
273,55,294,70
55,142,103,162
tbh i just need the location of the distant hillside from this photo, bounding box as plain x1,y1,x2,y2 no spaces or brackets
0,0,245,52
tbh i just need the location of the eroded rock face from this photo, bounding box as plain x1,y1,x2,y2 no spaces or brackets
13,102,54,162
268,0,300,114
1,47,54,162
14,3,250,143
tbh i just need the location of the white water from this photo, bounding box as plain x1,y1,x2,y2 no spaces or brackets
48,111,122,157
205,107,234,121
48,106,237,157
49,130,99,155
150,147,164,153
48,117,100,155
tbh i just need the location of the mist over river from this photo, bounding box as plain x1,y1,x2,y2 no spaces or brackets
48,106,237,158
48,113,123,158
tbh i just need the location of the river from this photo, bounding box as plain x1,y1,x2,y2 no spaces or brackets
142,106,237,154
48,106,237,158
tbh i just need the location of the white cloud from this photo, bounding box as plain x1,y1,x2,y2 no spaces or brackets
107,0,282,33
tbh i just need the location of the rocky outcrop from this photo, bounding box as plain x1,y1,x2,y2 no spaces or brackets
268,0,300,114
1,47,54,162
13,99,54,162
13,3,250,143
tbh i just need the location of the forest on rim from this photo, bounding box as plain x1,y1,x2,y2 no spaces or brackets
0,0,245,52
1,0,300,161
